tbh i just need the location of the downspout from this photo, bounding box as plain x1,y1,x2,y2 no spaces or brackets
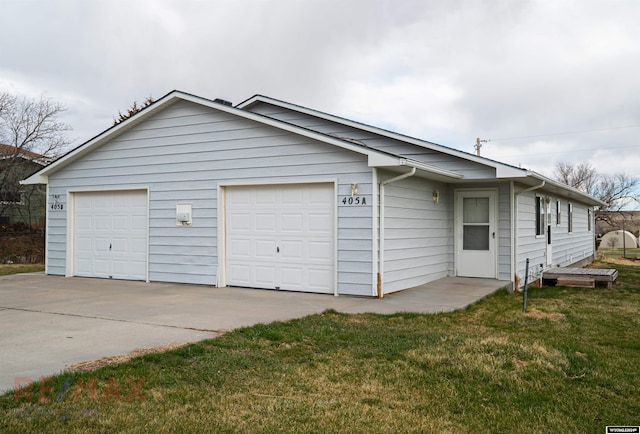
513,180,545,291
378,167,417,298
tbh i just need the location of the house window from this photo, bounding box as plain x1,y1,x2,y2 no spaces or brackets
535,196,545,236
568,203,573,233
588,208,592,231
556,200,561,225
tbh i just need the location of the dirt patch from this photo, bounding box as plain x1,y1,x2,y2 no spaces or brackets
67,343,190,372
524,308,566,322
593,255,640,267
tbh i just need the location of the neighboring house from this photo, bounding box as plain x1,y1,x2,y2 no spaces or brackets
22,91,604,295
0,144,51,227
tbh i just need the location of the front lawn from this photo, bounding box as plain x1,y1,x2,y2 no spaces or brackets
1,261,638,433
0,264,44,276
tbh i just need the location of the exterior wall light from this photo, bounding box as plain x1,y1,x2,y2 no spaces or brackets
351,183,358,197
432,190,440,203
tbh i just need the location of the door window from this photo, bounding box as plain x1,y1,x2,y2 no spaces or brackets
462,197,490,250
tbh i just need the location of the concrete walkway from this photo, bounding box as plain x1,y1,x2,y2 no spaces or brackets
0,273,508,393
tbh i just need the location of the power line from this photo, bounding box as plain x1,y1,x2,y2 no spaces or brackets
488,143,639,159
488,124,640,142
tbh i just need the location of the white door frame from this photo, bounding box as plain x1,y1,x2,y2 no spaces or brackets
217,179,338,295
454,188,498,278
66,187,150,282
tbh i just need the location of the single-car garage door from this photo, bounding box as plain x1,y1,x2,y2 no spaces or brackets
225,183,334,293
74,190,148,280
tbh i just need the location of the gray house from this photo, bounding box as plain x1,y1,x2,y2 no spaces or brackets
22,91,604,296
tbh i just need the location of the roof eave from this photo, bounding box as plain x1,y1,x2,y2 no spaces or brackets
512,172,606,206
21,91,414,185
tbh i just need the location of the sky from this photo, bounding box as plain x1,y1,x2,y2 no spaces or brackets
1,0,639,182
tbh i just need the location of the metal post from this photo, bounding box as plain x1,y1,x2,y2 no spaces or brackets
622,219,626,258
522,258,530,313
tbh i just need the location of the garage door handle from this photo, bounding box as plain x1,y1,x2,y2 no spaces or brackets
276,246,280,253
109,243,112,251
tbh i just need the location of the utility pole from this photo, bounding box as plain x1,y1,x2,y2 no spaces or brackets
475,138,488,156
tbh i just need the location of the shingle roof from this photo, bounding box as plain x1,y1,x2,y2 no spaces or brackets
0,144,48,160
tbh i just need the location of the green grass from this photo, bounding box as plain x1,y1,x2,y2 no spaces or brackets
598,247,640,258
0,264,44,276
1,261,639,433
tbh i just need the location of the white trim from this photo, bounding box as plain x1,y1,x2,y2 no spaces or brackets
66,187,150,281
218,179,338,295
333,181,339,297
509,181,515,290
216,184,226,288
22,91,415,186
45,183,50,275
379,167,417,296
454,187,499,279
65,191,74,277
371,168,379,297
237,95,505,170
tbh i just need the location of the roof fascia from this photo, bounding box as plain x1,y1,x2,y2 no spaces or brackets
22,91,410,185
522,171,606,206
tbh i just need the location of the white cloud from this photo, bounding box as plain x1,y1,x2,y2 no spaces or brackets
0,0,638,179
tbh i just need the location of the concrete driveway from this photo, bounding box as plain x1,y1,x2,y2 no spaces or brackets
0,273,507,394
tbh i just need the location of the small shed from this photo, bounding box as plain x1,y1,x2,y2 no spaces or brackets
600,230,638,249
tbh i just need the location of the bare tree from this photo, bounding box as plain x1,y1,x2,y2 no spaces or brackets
0,92,72,224
605,236,619,249
553,161,639,227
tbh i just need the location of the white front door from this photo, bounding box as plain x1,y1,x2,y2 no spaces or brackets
225,183,335,293
455,190,497,278
73,190,148,280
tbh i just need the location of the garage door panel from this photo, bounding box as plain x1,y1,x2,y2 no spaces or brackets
280,267,303,287
308,214,332,233
226,183,334,293
228,239,251,259
255,213,276,232
229,216,252,233
73,190,147,281
308,240,332,262
228,264,251,285
254,266,277,287
307,268,333,291
255,239,277,259
281,214,303,233
280,240,303,260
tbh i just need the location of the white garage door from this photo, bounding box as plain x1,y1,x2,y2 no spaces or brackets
226,183,334,293
74,190,148,280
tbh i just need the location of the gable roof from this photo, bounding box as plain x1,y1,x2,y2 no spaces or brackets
0,144,52,165
20,90,604,206
237,95,605,206
21,90,463,185
237,94,526,178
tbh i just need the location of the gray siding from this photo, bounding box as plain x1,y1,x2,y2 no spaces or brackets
551,198,594,267
515,188,595,285
516,190,546,282
47,100,374,295
246,102,496,179
381,172,452,293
